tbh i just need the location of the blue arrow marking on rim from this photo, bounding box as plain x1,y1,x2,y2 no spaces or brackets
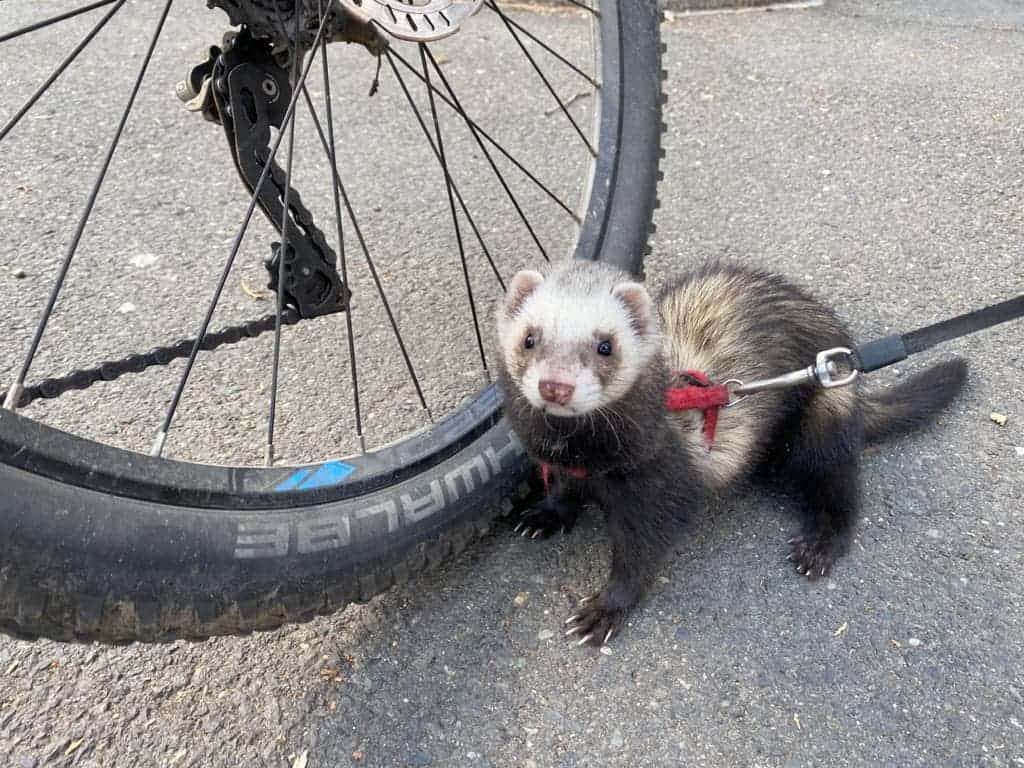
275,461,356,492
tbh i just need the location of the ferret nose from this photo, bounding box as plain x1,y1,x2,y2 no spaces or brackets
538,380,575,406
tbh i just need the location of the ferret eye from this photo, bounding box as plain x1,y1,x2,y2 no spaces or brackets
597,340,613,356
523,334,535,350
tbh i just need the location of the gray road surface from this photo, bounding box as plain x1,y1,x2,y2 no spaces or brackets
1,1,1023,767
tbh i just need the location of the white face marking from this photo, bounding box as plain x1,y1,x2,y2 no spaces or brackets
498,270,661,416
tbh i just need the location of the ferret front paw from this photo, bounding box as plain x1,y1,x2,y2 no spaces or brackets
787,534,836,580
563,593,628,647
513,498,579,540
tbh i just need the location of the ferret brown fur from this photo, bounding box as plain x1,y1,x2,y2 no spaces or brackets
497,260,967,646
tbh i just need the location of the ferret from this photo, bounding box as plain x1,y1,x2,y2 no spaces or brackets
496,260,967,647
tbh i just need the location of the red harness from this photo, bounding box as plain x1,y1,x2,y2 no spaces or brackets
539,369,730,488
663,369,731,449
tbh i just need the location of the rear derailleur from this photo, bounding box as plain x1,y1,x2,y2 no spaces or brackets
176,0,486,318
176,29,352,319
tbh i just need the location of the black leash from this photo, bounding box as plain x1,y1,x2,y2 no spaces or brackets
725,293,1024,402
854,294,1024,373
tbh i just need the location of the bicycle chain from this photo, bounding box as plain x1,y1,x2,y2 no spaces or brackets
4,31,352,411
8,309,301,409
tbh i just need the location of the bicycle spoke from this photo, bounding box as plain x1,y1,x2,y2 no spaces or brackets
419,44,489,382
384,52,507,288
0,0,126,144
388,49,579,223
0,0,120,45
490,1,596,156
300,89,433,421
151,10,332,457
265,7,305,467
483,1,597,87
317,43,365,453
422,46,549,263
0,0,614,468
2,0,170,411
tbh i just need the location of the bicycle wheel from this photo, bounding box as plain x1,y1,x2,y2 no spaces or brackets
0,0,665,642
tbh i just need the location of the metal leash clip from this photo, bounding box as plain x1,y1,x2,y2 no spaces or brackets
723,347,859,408
813,347,859,388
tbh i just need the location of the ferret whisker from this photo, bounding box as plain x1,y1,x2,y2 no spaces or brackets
595,407,623,453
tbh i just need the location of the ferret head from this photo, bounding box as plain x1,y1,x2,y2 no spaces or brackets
497,261,661,417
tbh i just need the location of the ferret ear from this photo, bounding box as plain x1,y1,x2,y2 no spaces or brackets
612,281,653,335
503,269,545,319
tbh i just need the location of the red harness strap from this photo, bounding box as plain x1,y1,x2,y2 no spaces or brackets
538,369,729,490
664,369,731,450
539,462,589,490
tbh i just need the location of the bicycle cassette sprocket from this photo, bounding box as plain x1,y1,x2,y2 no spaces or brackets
340,0,484,42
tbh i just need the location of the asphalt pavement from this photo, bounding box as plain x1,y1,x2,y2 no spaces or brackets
1,1,1022,766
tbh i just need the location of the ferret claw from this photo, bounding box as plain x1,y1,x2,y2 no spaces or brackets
560,527,567,536
785,554,795,562
796,565,806,574
603,629,614,644
521,527,530,538
579,595,594,606
531,529,542,540
513,523,523,533
564,614,581,626
820,567,826,576
566,625,585,637
787,537,799,545
576,634,593,647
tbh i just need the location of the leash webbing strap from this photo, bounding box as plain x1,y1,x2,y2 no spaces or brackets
854,294,1024,373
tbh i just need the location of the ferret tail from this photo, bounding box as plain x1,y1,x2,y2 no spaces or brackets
861,358,968,445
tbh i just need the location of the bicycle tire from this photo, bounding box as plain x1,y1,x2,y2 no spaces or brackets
0,0,666,643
